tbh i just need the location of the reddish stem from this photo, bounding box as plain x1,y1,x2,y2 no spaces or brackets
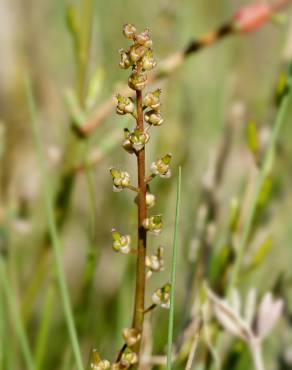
132,88,147,354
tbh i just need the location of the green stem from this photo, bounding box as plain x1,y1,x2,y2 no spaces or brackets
227,61,292,294
0,257,34,370
167,167,182,370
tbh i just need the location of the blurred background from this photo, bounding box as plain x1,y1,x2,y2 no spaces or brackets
1,0,292,369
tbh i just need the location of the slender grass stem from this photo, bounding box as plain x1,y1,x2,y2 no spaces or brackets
227,61,292,294
167,166,182,370
0,256,34,370
25,77,84,370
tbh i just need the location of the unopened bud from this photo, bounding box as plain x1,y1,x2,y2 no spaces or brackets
123,23,137,39
128,71,147,91
119,49,132,69
122,328,141,347
146,192,155,209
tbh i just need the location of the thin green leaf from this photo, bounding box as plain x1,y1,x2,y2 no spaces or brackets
167,166,182,370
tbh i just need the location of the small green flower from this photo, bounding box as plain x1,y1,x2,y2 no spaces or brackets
89,349,110,370
142,49,156,70
144,109,163,126
125,128,150,152
143,214,163,235
150,154,172,178
116,94,135,115
110,168,131,192
111,229,131,254
121,348,138,367
146,246,164,275
143,89,161,110
152,283,171,309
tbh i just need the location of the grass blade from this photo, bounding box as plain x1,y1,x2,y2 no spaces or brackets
25,77,85,370
167,166,182,370
0,257,34,370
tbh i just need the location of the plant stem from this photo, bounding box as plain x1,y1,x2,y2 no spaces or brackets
167,167,182,370
250,340,265,370
0,256,34,370
227,61,292,294
132,89,147,352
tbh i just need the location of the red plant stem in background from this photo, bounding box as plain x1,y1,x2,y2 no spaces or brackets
234,3,272,33
132,88,147,352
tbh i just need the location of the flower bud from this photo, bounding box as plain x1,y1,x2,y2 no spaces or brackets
143,89,161,110
150,154,172,178
146,191,155,209
152,283,171,309
89,349,110,370
146,246,164,273
129,44,147,63
119,49,132,69
123,23,137,39
144,109,163,126
110,168,131,191
120,348,138,368
116,94,135,115
128,71,147,91
142,49,156,71
143,214,163,235
111,229,131,254
122,328,141,347
135,28,152,48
